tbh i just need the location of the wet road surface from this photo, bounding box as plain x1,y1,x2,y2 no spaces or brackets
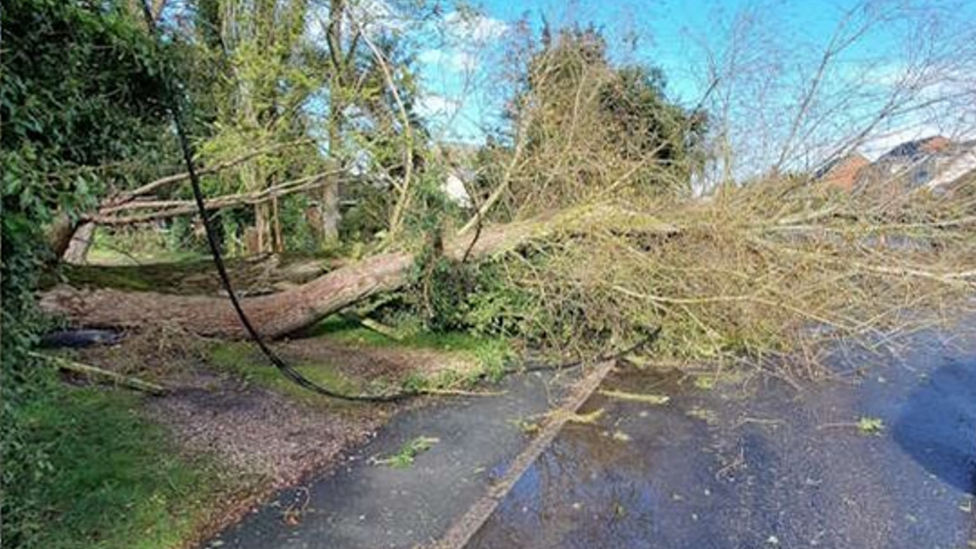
200,370,578,549
201,328,976,549
469,332,976,549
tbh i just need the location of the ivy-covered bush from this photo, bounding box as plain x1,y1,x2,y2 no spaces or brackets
1,1,173,545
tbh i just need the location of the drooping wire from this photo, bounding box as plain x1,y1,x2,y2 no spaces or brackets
138,2,403,402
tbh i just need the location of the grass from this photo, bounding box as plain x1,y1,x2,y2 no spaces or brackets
373,436,440,468
85,228,204,267
307,315,513,382
312,317,508,356
207,321,513,403
14,387,227,549
208,342,365,405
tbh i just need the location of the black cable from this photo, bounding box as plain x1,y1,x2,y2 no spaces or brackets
138,3,402,402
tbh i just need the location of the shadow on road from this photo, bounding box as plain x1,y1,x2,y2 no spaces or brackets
892,356,976,495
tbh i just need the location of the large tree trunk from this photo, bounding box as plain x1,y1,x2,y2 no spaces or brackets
63,222,96,264
47,215,80,260
317,0,346,245
39,214,556,339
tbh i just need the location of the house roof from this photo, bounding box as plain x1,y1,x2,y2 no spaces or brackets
879,135,952,161
816,152,870,192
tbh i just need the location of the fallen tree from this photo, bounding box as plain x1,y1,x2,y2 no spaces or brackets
36,21,976,372
41,206,676,338
40,185,976,381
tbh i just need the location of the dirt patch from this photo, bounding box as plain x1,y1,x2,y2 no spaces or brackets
145,374,391,487
66,335,415,487
61,332,440,547
136,371,395,549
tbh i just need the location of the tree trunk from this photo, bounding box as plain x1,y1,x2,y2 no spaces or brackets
39,214,558,339
320,179,340,241
255,202,271,254
39,206,676,339
317,0,346,245
63,222,96,264
271,196,284,253
47,215,80,260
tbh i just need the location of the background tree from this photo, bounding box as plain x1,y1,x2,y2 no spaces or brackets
465,25,706,229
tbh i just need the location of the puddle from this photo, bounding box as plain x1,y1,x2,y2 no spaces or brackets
469,331,976,548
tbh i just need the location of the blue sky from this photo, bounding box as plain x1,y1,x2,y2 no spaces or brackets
415,0,884,139
413,0,976,165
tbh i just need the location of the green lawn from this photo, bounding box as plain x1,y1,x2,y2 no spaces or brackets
13,388,227,549
207,316,513,402
208,341,369,405
309,316,512,378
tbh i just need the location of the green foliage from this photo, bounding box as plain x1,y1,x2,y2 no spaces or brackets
312,315,510,361
598,64,708,179
529,25,705,168
1,2,182,546
1,217,56,548
1,0,173,225
461,263,543,339
340,181,393,243
480,24,707,221
374,436,439,469
9,388,224,549
208,342,362,406
413,256,478,332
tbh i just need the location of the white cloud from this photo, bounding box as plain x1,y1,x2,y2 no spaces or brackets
418,48,478,73
416,94,461,118
306,0,409,44
443,11,508,43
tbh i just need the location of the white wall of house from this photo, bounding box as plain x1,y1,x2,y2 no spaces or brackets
442,171,472,207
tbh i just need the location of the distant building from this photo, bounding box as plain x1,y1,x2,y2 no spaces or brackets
925,140,976,190
815,152,870,192
433,142,478,207
882,135,952,159
814,135,976,197
859,135,976,193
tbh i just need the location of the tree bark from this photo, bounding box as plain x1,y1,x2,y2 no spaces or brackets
254,202,270,254
63,222,96,264
320,178,341,241
318,0,346,244
39,214,557,339
47,215,80,260
39,206,676,339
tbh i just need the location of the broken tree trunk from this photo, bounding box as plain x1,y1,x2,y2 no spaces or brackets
63,222,96,264
39,206,678,339
47,215,81,260
40,214,542,338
